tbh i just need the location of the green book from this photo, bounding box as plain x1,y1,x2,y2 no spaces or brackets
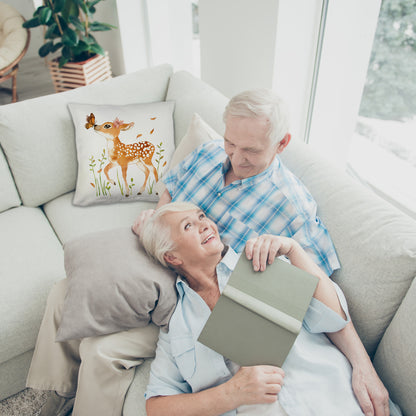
198,255,319,367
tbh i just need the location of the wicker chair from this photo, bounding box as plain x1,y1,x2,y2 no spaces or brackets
0,2,30,103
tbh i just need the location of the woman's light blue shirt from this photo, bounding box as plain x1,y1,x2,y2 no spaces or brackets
145,248,396,415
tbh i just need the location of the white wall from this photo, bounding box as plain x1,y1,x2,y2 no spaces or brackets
199,0,280,98
146,0,194,72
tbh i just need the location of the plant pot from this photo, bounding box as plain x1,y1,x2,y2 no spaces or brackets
47,52,112,93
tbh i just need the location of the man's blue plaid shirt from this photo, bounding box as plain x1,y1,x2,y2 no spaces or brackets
163,140,340,276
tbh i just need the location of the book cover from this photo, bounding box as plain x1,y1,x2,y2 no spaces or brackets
198,255,319,367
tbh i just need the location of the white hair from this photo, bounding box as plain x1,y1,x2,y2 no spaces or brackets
139,202,200,267
223,89,290,145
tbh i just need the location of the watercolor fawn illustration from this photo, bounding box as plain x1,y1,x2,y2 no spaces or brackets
85,113,159,196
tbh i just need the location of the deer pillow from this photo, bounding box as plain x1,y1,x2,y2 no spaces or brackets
68,101,175,206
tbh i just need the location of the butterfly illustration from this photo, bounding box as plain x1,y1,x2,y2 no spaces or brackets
85,113,96,129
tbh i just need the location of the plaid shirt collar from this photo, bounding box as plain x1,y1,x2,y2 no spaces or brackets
220,156,280,188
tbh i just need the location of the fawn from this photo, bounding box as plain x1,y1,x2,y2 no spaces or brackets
85,113,158,196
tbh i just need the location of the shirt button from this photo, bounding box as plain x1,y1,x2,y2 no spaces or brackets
217,192,222,197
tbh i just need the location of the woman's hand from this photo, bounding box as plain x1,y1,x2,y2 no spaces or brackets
245,235,297,271
131,209,156,236
225,365,284,407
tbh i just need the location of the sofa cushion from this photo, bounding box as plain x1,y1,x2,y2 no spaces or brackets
43,192,155,244
68,101,175,206
166,70,228,146
0,64,173,207
0,145,20,213
373,277,416,416
280,141,416,356
56,228,177,341
0,206,65,364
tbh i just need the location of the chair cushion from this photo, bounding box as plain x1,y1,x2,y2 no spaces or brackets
0,64,173,207
0,206,64,364
0,3,27,69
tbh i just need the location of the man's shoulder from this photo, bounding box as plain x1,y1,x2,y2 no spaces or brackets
267,158,316,210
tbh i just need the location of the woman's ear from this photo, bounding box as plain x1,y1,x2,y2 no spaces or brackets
164,252,183,266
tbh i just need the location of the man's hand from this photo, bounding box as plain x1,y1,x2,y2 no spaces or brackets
352,364,390,416
225,365,284,407
131,209,155,236
245,235,296,272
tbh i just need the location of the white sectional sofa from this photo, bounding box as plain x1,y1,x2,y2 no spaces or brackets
0,64,415,415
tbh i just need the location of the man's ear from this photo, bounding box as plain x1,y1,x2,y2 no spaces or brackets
276,133,291,154
164,252,183,266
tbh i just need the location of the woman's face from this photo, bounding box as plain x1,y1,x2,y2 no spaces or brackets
163,209,224,267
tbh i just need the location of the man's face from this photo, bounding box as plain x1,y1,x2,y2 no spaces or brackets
224,116,279,179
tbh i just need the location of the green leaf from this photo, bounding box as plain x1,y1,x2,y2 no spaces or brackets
89,43,105,55
53,0,65,14
62,0,79,21
62,28,79,46
89,22,116,31
61,45,72,59
59,55,69,68
69,16,85,32
39,7,52,24
44,23,59,39
38,41,54,57
51,42,63,53
23,17,41,28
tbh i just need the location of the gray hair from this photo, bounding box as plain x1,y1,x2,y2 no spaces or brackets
140,201,200,267
223,89,290,145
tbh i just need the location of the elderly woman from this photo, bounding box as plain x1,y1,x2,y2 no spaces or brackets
140,202,400,416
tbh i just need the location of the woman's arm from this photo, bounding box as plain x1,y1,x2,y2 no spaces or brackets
147,365,284,416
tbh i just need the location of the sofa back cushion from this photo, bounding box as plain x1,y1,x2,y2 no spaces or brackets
166,70,228,146
0,64,173,207
280,141,416,357
373,277,416,416
0,145,20,212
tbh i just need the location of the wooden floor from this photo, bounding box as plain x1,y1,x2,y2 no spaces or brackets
0,56,55,106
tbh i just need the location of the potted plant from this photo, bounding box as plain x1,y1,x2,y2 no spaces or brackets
23,0,116,92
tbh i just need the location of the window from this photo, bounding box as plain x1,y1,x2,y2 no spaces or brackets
347,0,416,218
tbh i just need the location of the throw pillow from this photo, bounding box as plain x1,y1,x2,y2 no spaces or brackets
155,113,223,194
68,101,175,206
56,227,178,342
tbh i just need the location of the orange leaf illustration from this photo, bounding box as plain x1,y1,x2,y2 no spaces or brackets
90,183,95,188
163,161,167,167
136,134,142,138
97,169,102,173
150,128,154,134
150,117,156,120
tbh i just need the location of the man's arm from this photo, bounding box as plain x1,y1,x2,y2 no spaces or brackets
245,235,390,416
327,324,390,416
